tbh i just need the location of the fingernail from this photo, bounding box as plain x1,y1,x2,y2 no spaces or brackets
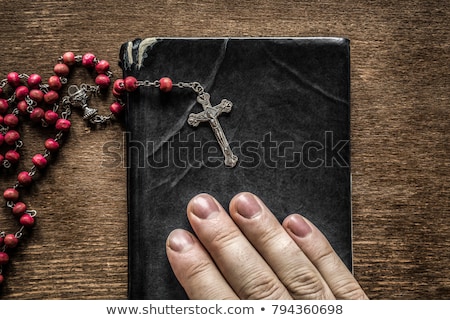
287,215,312,238
236,193,262,218
167,229,194,252
191,194,220,219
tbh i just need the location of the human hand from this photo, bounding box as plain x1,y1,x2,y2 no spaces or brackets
166,192,368,300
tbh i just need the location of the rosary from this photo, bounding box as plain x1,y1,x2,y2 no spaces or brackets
0,52,238,286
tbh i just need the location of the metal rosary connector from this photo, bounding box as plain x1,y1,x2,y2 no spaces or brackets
65,84,112,124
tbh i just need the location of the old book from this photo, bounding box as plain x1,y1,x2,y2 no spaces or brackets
121,37,352,299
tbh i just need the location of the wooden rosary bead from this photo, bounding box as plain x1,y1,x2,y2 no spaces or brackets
32,154,48,169
95,74,111,89
20,214,35,228
48,75,62,91
44,110,59,125
4,234,19,248
109,102,124,115
44,138,60,152
17,171,33,186
55,119,71,131
62,51,76,66
5,150,20,163
12,201,27,216
82,53,96,68
16,100,29,114
29,89,44,102
0,99,9,113
0,252,9,265
7,72,20,87
159,77,173,93
44,90,59,104
53,63,70,77
113,79,125,93
124,76,138,92
3,114,19,127
95,59,110,74
27,73,42,88
4,130,20,145
3,188,19,201
15,85,29,100
30,107,45,122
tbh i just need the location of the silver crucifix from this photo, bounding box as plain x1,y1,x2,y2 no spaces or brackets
187,92,238,167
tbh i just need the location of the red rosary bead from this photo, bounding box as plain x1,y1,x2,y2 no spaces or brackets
95,60,110,74
30,107,45,123
44,138,60,151
3,188,19,201
15,86,29,100
0,99,9,114
32,154,47,169
109,102,124,115
82,53,96,68
27,73,42,88
55,119,71,131
113,79,125,93
95,74,111,89
12,201,27,216
48,75,62,91
0,252,9,265
5,150,20,163
44,110,59,125
29,89,44,102
17,171,33,186
62,51,76,66
159,77,173,93
113,79,125,97
20,214,35,228
0,134,4,146
4,130,20,145
7,72,20,87
3,114,19,127
54,63,70,77
124,76,138,92
0,275,4,285
17,100,29,114
4,234,19,248
44,90,59,104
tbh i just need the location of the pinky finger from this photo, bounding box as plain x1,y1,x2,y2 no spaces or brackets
283,214,368,300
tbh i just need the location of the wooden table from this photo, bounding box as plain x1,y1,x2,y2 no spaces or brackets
0,0,448,299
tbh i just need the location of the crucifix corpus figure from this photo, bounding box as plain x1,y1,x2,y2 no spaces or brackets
187,92,238,167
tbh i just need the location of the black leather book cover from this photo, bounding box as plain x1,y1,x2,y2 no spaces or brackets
120,37,352,299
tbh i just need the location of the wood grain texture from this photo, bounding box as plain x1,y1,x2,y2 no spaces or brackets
0,0,448,299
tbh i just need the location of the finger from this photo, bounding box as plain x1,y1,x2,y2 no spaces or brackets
187,193,292,299
229,192,335,299
283,214,368,299
166,229,239,299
